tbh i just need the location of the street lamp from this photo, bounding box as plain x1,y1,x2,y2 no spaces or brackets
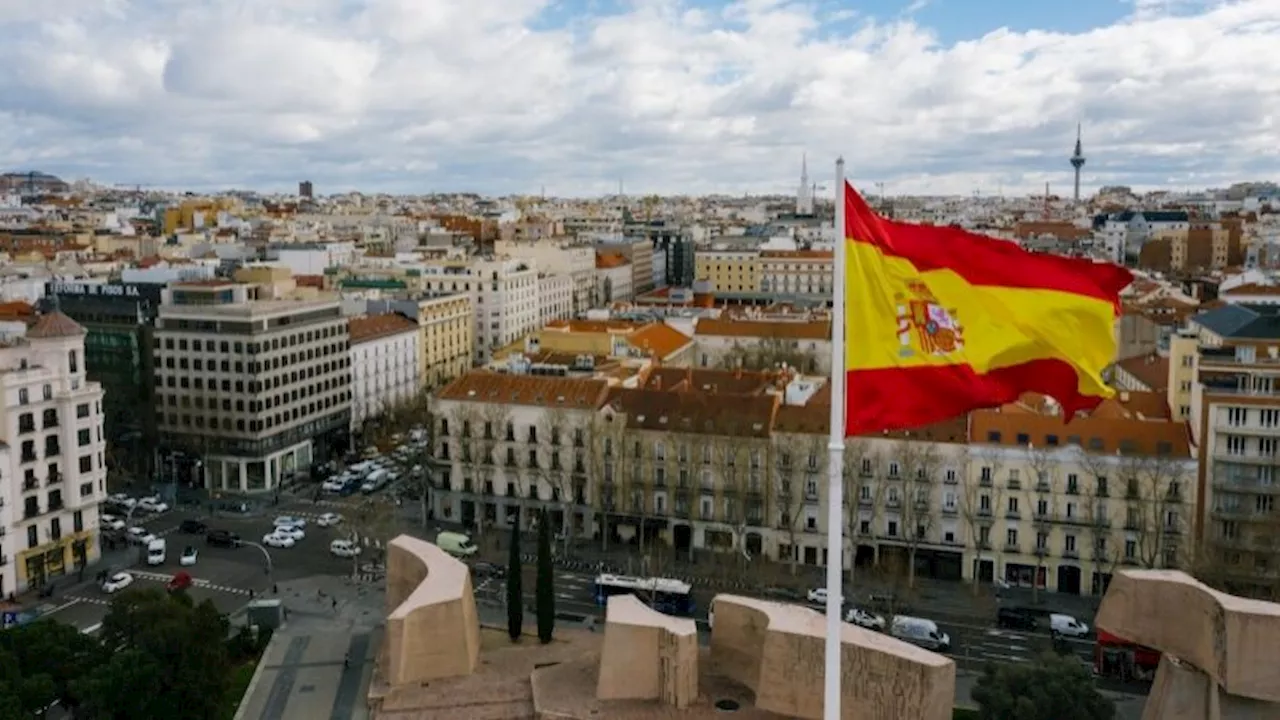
237,540,275,589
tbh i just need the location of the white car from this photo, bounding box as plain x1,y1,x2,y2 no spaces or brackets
273,516,307,529
180,546,199,566
127,527,157,545
138,497,169,513
316,512,342,527
273,525,305,541
807,588,835,604
846,608,886,630
102,572,134,593
109,494,137,509
100,514,126,532
263,532,296,548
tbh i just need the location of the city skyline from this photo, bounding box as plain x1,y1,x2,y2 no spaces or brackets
1,0,1276,196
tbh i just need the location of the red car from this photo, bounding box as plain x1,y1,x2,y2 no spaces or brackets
166,571,193,593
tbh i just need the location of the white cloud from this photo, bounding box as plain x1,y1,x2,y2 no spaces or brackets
0,0,1277,196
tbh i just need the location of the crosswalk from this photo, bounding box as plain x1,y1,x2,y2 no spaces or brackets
100,569,253,596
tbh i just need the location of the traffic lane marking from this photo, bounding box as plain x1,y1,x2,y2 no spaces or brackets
40,598,110,631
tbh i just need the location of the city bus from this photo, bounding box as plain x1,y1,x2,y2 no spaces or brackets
1094,629,1160,682
593,573,695,615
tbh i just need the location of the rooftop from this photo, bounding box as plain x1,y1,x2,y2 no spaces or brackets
348,313,419,344
694,317,831,340
26,310,85,339
437,372,611,409
1192,303,1280,341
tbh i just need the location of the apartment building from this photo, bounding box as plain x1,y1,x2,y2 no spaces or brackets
758,250,834,304
595,237,654,294
152,282,351,493
2,312,108,596
348,313,422,428
367,292,475,390
415,257,538,363
494,241,598,314
695,251,760,293
537,273,574,326
1180,303,1280,597
595,253,634,303
693,316,832,374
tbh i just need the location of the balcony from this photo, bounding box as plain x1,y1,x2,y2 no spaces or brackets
23,505,40,520
22,478,38,492
1007,480,1022,491
1003,543,1020,554
1035,482,1051,493
943,474,958,485
20,451,36,464
1062,548,1080,559
941,505,958,516
1005,510,1021,520
1034,547,1049,558
977,508,992,518
17,421,34,434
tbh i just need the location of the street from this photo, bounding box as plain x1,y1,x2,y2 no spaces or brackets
39,503,361,633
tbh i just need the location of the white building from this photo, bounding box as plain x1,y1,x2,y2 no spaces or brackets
416,257,539,363
537,273,574,327
269,242,358,275
1,312,107,596
348,313,423,428
494,241,598,314
595,255,633,304
153,282,351,493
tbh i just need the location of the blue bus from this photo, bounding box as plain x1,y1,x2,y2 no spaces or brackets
593,573,695,615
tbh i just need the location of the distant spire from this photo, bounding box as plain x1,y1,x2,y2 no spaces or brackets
1070,123,1087,203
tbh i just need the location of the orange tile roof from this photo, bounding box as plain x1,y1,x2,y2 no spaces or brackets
969,392,1187,456
0,301,34,318
694,317,831,340
626,323,691,359
1114,353,1170,392
1222,283,1280,296
294,274,325,289
544,319,640,334
607,387,779,438
348,313,419,344
595,252,629,269
641,367,782,395
437,372,611,409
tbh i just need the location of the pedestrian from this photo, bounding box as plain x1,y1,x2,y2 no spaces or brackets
273,583,278,594
332,597,338,610
249,589,255,599
343,652,350,669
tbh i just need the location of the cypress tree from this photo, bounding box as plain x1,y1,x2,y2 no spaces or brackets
507,519,523,641
535,508,556,643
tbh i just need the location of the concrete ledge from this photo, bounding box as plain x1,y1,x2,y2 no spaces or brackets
1095,570,1280,703
378,534,481,685
596,594,699,708
709,594,954,720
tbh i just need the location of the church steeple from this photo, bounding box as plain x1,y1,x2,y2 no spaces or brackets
1070,123,1086,202
796,153,813,215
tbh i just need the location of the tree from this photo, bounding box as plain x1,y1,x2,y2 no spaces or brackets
1076,449,1121,596
971,652,1115,720
896,438,941,589
535,508,555,643
713,433,756,579
1122,452,1190,569
535,406,578,555
348,498,396,577
963,448,1005,592
479,402,511,529
773,434,811,574
1024,443,1057,602
718,338,819,374
507,520,524,641
452,403,486,534
0,619,102,716
841,437,880,582
586,411,626,553
77,588,232,720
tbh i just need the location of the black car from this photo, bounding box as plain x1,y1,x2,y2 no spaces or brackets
997,606,1039,631
179,519,208,534
470,561,506,580
206,529,241,548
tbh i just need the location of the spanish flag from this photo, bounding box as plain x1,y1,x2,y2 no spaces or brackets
843,181,1132,436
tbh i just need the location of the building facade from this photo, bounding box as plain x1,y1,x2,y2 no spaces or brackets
349,314,423,429
367,292,475,391
153,282,351,493
1,312,107,596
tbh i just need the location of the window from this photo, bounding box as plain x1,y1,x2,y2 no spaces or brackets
78,455,92,473
18,388,28,405
74,510,83,533
27,526,37,549
77,429,91,447
68,350,78,373
1006,528,1018,546
79,482,92,497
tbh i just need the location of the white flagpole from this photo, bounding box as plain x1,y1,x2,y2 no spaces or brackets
823,157,847,720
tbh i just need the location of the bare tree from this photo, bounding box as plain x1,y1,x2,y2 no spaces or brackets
1024,443,1057,602
897,439,942,589
772,434,806,575
533,406,578,554
1121,452,1191,569
585,411,626,553
619,426,653,561
718,338,820,374
479,403,511,532
451,403,486,534
843,438,885,571
1075,448,1119,596
962,447,1005,594
713,433,754,579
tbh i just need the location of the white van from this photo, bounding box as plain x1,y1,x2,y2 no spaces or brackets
890,616,950,651
330,539,361,558
146,538,167,566
1050,613,1090,638
435,531,478,557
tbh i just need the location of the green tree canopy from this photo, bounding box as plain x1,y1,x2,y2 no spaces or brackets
971,652,1115,720
0,618,102,716
535,508,555,643
75,588,232,720
507,521,524,641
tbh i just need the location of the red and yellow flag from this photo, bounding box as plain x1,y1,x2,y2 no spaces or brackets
843,181,1132,436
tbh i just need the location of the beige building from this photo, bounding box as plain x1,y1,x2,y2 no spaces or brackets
693,316,831,374
153,281,351,492
694,250,759,293
369,292,475,390
758,250,833,302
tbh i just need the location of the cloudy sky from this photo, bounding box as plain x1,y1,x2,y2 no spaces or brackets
0,0,1275,197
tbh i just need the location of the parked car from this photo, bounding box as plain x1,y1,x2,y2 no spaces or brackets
889,616,950,652
166,571,193,593
469,561,506,580
846,608,886,630
100,514,126,532
180,546,199,566
273,516,307,529
316,512,342,527
997,607,1039,631
206,529,241,548
1050,613,1090,638
179,519,208,534
102,572,134,594
263,532,296,548
138,496,169,513
807,588,835,604
274,525,305,541
108,494,137,509
127,527,157,545
329,539,360,558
